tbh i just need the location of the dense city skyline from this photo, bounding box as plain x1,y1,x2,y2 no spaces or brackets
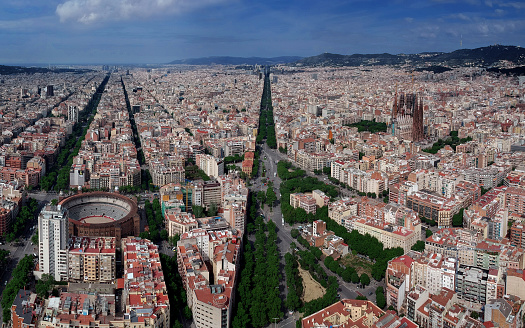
1,0,525,64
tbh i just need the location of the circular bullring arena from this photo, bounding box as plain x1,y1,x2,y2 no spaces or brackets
59,192,140,241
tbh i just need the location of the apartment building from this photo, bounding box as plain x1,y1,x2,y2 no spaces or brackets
241,151,254,176
331,165,388,196
290,192,317,214
455,265,488,306
383,203,421,232
463,167,505,189
150,162,185,186
386,251,457,313
196,153,224,179
454,181,481,207
470,186,506,219
389,181,418,206
67,236,116,283
222,198,247,233
350,217,419,253
486,268,506,302
406,191,463,228
292,149,329,171
510,221,525,249
504,186,525,216
408,287,476,328
424,228,525,270
193,180,221,209
328,198,358,225
166,209,198,237
386,254,414,311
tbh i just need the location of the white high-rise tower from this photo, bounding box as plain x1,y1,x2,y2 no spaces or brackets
68,105,79,122
37,204,68,281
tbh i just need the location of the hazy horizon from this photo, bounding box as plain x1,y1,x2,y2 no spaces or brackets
2,0,524,65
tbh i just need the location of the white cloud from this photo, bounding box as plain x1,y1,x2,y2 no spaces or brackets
449,13,472,21
56,0,229,24
498,2,525,9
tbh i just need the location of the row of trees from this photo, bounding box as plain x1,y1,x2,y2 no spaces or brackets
283,203,329,225
159,253,191,328
40,75,110,191
284,252,303,311
4,198,38,242
2,255,34,322
117,185,142,194
265,181,278,208
278,163,337,199
232,217,282,328
256,73,277,148
139,199,168,242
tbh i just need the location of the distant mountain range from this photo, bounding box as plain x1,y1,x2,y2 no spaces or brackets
294,45,525,68
0,65,91,75
168,56,302,66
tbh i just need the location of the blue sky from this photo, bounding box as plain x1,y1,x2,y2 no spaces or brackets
1,0,524,64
